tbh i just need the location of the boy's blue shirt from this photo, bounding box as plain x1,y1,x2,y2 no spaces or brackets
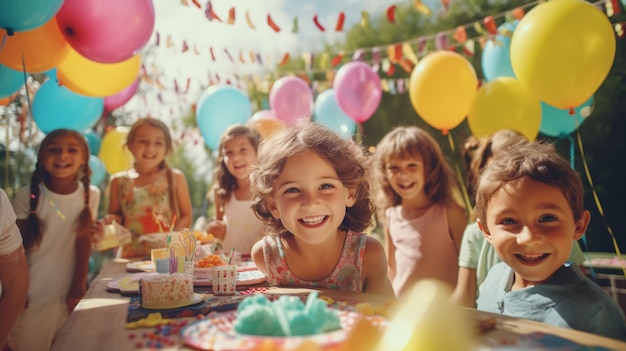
477,261,626,341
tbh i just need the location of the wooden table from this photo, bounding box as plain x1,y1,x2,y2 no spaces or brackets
50,259,626,351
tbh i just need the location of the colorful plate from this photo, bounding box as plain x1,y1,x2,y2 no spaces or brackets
106,272,159,294
181,309,383,351
126,260,155,272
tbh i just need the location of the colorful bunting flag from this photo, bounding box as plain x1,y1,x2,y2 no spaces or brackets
313,14,325,31
335,12,345,31
246,10,256,29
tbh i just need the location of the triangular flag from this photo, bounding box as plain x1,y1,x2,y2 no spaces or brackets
335,12,345,31
313,14,325,31
267,14,281,32
227,7,235,24
246,11,256,29
360,11,370,27
387,5,396,22
413,0,432,15
402,43,418,64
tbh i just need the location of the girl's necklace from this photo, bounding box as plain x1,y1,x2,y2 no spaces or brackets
39,184,66,220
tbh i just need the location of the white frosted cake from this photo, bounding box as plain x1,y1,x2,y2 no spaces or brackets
139,273,194,309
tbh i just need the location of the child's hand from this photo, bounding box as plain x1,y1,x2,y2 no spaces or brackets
206,220,226,241
91,220,105,246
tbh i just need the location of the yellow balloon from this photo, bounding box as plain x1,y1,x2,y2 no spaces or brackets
99,127,133,174
0,18,70,73
409,51,477,133
510,0,615,109
57,48,141,97
376,280,474,351
468,77,541,140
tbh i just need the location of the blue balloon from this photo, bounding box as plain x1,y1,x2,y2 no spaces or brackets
32,79,103,134
0,0,64,32
84,130,102,155
88,155,107,185
313,89,356,139
0,64,24,98
196,85,251,150
540,97,594,137
481,21,518,81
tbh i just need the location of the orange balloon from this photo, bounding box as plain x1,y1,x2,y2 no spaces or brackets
250,118,283,138
0,18,70,73
57,49,141,97
0,96,11,106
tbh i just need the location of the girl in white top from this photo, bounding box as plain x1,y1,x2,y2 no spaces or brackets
205,124,264,255
10,129,100,351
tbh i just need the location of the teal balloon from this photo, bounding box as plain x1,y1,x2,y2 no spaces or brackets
88,155,107,185
0,0,64,32
540,97,594,137
0,64,24,98
313,89,356,139
32,79,103,134
196,85,251,150
84,130,101,155
481,21,518,81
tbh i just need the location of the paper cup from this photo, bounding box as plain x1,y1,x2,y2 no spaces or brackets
155,257,170,274
211,265,237,295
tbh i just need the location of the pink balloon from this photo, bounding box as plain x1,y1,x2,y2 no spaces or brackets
103,78,139,112
269,76,313,125
56,0,155,63
333,62,382,123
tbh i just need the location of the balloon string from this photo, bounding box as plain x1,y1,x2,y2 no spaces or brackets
574,128,626,277
0,33,7,51
447,132,472,216
562,133,596,279
20,50,35,149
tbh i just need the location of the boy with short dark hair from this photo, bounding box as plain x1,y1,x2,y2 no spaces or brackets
475,140,626,341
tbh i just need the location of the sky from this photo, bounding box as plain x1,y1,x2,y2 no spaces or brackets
122,0,404,119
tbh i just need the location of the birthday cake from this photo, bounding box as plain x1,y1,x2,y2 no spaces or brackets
139,273,194,309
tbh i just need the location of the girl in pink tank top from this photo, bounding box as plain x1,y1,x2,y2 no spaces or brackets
249,122,395,298
373,126,468,297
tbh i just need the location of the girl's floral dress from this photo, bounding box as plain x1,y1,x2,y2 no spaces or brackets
114,171,173,258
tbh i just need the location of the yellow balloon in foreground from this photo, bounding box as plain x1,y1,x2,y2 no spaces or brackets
510,0,615,109
57,49,141,97
376,280,474,351
99,127,132,174
468,77,541,140
409,51,477,133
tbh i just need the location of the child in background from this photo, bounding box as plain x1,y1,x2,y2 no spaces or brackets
106,118,192,258
204,124,264,256
475,140,626,340
250,122,395,298
9,129,100,351
373,126,467,297
0,188,28,348
451,130,586,308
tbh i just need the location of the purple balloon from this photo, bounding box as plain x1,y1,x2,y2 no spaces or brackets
269,76,313,125
56,0,155,63
104,78,139,112
333,62,382,123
